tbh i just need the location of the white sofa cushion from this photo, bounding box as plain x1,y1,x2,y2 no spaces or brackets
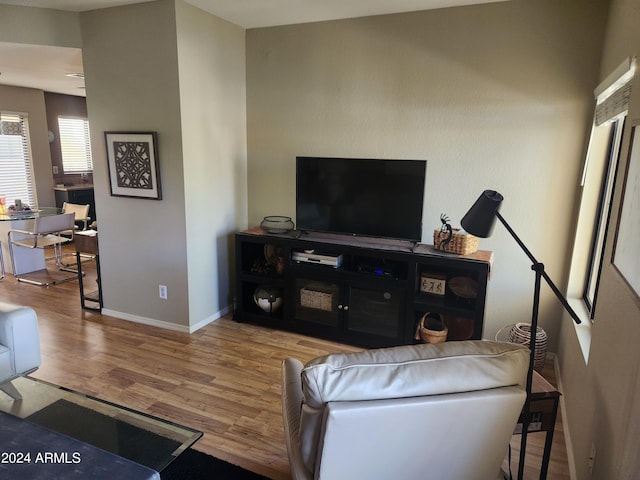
299,340,529,472
302,340,529,406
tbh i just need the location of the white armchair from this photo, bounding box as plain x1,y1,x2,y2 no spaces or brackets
282,340,529,480
0,303,41,400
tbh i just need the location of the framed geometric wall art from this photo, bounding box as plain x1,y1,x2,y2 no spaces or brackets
105,131,162,200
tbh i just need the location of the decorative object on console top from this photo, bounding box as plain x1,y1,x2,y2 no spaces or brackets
436,213,453,249
260,215,294,234
433,213,478,255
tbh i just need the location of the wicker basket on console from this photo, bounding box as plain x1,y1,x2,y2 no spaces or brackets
433,228,478,255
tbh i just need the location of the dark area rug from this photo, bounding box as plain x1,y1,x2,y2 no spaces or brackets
161,448,270,480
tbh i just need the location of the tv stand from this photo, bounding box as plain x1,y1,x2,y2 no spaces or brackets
235,228,492,348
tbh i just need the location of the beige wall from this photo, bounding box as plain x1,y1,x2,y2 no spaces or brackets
81,0,246,329
175,0,247,324
81,0,190,327
559,0,640,478
246,0,608,348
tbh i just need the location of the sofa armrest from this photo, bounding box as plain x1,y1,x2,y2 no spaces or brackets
282,358,312,480
0,303,41,376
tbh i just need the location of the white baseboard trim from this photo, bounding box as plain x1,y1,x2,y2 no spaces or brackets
551,352,577,480
101,304,231,334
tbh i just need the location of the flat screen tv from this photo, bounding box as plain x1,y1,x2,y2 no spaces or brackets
296,157,427,242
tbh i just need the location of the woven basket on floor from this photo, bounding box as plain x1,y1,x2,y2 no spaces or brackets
496,323,548,372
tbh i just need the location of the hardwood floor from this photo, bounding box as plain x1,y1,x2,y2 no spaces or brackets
0,246,570,479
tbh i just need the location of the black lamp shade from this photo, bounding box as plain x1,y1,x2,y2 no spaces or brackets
461,190,504,238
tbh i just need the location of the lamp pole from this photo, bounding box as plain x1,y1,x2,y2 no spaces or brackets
462,190,583,479
495,211,581,480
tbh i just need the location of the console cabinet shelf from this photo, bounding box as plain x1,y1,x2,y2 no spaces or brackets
235,228,492,349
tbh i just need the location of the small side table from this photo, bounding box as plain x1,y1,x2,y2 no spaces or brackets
514,370,561,480
75,231,102,311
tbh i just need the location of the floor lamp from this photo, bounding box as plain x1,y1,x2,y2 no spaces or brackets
461,190,582,480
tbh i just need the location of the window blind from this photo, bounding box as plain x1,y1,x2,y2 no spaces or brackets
0,112,36,207
594,57,636,126
58,116,93,173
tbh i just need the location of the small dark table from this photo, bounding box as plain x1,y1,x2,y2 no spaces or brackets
75,230,102,310
514,370,561,480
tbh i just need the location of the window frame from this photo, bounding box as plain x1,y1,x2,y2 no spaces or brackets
58,115,93,174
582,118,625,318
567,59,635,332
0,111,37,208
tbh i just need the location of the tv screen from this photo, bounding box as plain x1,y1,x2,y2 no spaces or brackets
296,157,426,242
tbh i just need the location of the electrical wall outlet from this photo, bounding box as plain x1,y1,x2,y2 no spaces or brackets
52,165,59,174
159,285,168,299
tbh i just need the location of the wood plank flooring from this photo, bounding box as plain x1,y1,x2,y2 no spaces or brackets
0,246,570,479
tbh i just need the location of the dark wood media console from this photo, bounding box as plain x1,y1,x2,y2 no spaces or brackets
235,228,493,348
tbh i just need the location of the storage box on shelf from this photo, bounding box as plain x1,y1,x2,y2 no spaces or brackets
300,283,336,312
235,228,493,348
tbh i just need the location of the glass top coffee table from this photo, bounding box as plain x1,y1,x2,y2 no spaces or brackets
0,376,202,472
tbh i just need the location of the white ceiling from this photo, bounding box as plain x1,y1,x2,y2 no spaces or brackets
0,0,506,96
0,42,85,96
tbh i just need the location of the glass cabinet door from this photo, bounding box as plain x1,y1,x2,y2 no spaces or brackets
347,285,403,339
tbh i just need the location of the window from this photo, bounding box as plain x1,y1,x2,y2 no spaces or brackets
0,112,36,208
58,116,93,173
568,58,635,321
582,118,624,316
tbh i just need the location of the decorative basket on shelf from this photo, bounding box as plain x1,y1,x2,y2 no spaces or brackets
414,312,448,344
300,282,337,312
496,322,548,372
433,228,479,255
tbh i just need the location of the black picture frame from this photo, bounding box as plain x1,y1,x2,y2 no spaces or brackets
105,131,162,200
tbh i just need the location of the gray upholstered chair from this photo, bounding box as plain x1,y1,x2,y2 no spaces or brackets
282,340,529,480
0,303,41,400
